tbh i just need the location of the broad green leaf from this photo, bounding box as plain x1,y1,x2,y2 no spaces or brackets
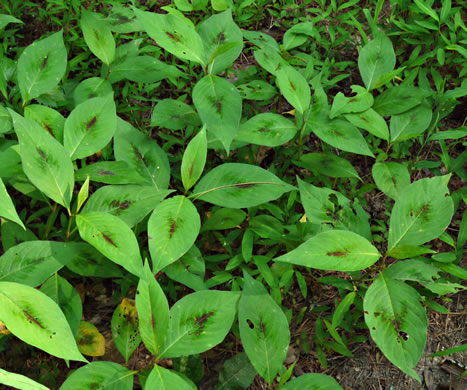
148,196,201,272
193,163,296,208
358,31,395,90
181,126,207,191
9,110,74,209
40,274,82,336
383,259,440,283
0,281,86,362
112,298,141,364
214,352,256,390
0,368,48,390
73,77,113,106
0,105,12,134
387,245,436,260
151,99,201,131
373,85,431,116
81,10,115,65
192,74,242,153
311,119,375,157
253,47,287,76
136,263,169,357
344,108,389,140
243,30,280,51
107,55,185,84
65,242,124,278
145,366,196,390
330,85,374,118
274,230,380,271
17,30,67,104
64,96,117,160
364,274,426,380
390,103,433,142
164,245,207,291
76,212,144,278
281,373,343,389
134,8,206,65
235,113,297,147
237,80,277,100
0,142,22,179
0,177,25,229
276,66,311,114
60,361,134,390
372,162,411,200
83,184,172,227
388,175,453,252
295,153,360,179
1,220,37,252
0,14,23,30
114,118,170,190
76,321,106,357
283,22,315,51
238,272,289,384
159,290,239,358
198,10,243,74
75,161,148,185
24,104,65,143
202,208,247,231
106,5,144,34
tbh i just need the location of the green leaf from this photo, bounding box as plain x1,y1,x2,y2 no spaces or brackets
159,290,239,358
83,184,172,227
151,99,201,131
64,96,117,160
237,80,277,100
332,292,356,329
136,263,169,357
330,85,374,118
202,208,247,231
1,220,37,252
0,14,23,30
198,10,243,74
145,366,196,390
414,0,440,22
383,259,440,284
311,118,375,157
276,66,311,114
283,22,315,51
235,113,297,147
372,162,411,200
281,373,344,389
112,298,141,364
192,74,242,153
76,212,144,278
364,274,426,381
75,161,147,185
0,368,49,390
388,175,453,252
0,281,86,362
0,105,12,134
193,163,296,208
17,30,67,104
387,245,436,260
181,126,207,191
60,361,134,390
390,103,433,142
295,153,360,179
164,245,207,291
0,177,25,229
81,10,115,65
214,352,256,390
344,108,389,140
40,274,82,336
114,118,170,190
148,196,201,272
358,32,395,90
24,104,65,143
274,230,380,272
73,77,113,106
9,110,74,209
134,8,206,65
76,176,90,213
253,47,287,76
238,272,290,384
373,85,431,116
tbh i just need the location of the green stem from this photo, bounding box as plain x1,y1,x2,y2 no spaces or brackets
42,203,58,240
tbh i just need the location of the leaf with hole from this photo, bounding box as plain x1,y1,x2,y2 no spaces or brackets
76,212,144,278
238,272,290,384
17,30,67,104
111,298,141,364
148,196,201,273
159,290,239,358
364,274,426,381
274,230,380,272
193,163,296,208
0,281,86,362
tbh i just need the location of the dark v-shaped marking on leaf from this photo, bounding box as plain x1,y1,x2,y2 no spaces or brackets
102,233,117,247
86,116,97,131
36,147,48,162
23,309,45,329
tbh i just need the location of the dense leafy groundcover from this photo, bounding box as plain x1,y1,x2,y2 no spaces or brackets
0,0,466,389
